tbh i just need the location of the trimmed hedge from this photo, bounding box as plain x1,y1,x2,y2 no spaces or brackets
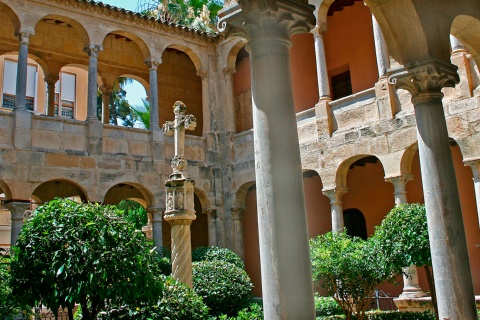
317,310,436,320
315,295,343,316
193,260,252,316
192,246,245,269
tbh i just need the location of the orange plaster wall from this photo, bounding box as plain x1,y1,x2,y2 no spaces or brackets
303,174,332,237
323,2,378,95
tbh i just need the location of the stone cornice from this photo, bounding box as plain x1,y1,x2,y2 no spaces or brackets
41,0,220,43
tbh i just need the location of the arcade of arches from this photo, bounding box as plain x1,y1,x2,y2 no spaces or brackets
1,0,480,317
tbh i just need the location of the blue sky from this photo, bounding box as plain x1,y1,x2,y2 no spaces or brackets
99,0,139,11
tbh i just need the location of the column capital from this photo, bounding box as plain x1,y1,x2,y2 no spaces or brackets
5,201,31,219
231,207,244,220
84,44,103,58
385,174,414,190
218,0,315,40
388,59,459,100
44,74,59,84
148,207,165,221
203,208,217,220
464,159,480,180
311,22,328,35
223,67,236,77
145,57,162,69
322,187,348,204
197,70,208,80
16,29,34,44
99,85,113,95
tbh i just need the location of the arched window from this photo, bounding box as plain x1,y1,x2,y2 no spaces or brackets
343,208,367,240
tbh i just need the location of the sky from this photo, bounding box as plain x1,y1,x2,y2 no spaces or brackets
99,0,139,12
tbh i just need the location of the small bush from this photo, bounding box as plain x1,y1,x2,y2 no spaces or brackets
316,310,436,320
315,295,343,316
158,256,172,275
193,260,252,316
192,246,244,269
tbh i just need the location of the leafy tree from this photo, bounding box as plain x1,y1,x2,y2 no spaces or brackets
10,199,163,320
372,203,438,319
116,199,148,230
130,99,150,129
97,77,137,126
138,0,223,33
310,231,397,320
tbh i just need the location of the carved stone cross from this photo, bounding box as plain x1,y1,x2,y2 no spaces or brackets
163,101,197,174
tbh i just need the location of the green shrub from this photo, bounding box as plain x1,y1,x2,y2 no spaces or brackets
102,276,208,320
315,295,343,316
316,310,436,320
209,302,263,320
192,246,244,269
193,260,252,316
158,255,172,275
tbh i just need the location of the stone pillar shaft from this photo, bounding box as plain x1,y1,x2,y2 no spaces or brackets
44,75,58,116
101,88,111,124
371,15,389,78
204,209,218,247
5,202,31,246
312,24,330,100
149,207,164,253
85,45,102,120
223,68,236,133
323,188,347,232
15,30,33,110
146,58,161,130
198,72,210,134
170,222,193,286
231,207,244,261
390,59,476,319
247,32,314,320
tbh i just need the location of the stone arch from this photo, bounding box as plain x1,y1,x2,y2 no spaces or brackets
1,52,50,77
0,1,21,32
101,29,151,60
33,14,90,46
117,74,150,94
225,39,247,70
336,154,387,188
400,143,419,176
0,180,12,201
194,187,210,212
234,181,256,210
162,44,203,72
451,15,480,67
343,208,367,240
310,0,336,26
103,182,154,208
31,179,88,204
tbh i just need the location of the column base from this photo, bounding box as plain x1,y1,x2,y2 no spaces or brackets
398,288,427,299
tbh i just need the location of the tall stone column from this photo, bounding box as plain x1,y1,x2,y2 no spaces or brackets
163,101,197,288
231,207,244,261
223,68,236,133
149,207,165,253
385,175,425,298
389,59,476,320
15,30,34,111
219,3,316,319
100,87,112,124
84,45,102,121
5,201,31,246
204,209,218,247
145,58,161,130
371,14,389,78
311,23,330,100
323,187,347,232
465,160,480,231
198,71,210,134
44,75,59,116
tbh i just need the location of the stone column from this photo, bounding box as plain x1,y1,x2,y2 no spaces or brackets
100,87,111,124
218,3,316,319
198,71,210,134
204,209,218,247
385,174,425,298
371,14,389,78
231,207,244,261
311,23,330,100
389,59,476,320
465,160,480,231
44,75,59,116
149,207,165,253
323,187,347,232
84,45,102,121
223,68,236,133
145,58,161,130
15,30,34,110
5,201,31,246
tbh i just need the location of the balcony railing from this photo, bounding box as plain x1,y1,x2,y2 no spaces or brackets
2,94,34,111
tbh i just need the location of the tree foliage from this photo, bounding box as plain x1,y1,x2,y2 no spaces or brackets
97,77,137,126
10,199,163,320
138,0,223,33
130,99,150,129
115,199,148,230
310,231,397,320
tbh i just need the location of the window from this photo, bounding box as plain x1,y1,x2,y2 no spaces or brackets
331,70,352,100
2,59,37,110
48,72,76,119
343,208,367,240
